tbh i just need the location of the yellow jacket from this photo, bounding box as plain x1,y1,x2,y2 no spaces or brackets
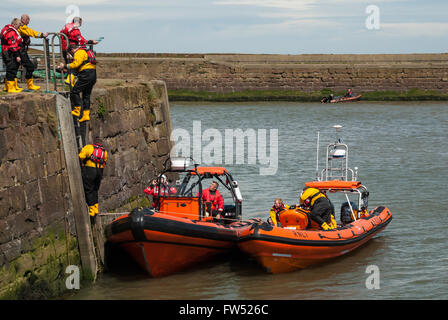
66,48,96,72
18,25,43,45
269,204,290,226
79,144,107,168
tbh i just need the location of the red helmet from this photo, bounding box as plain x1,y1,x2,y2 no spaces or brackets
169,187,177,194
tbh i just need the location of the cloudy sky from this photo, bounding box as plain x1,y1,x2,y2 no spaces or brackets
1,0,447,54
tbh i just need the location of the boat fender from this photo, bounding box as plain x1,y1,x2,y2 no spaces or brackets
129,207,152,241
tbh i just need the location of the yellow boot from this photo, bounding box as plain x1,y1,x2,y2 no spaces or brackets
14,78,24,92
88,205,96,217
72,106,81,117
6,80,22,93
78,109,90,122
26,78,40,91
94,203,99,216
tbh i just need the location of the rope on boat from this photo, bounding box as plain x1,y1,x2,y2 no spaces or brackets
97,210,262,223
98,212,129,216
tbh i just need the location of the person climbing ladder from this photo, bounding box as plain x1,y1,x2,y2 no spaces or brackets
59,43,97,146
78,140,107,222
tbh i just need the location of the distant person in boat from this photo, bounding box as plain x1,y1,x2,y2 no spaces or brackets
144,174,177,207
344,88,353,97
268,198,290,227
299,187,337,230
202,181,224,219
78,140,107,221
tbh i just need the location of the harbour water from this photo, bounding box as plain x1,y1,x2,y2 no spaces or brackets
72,101,448,300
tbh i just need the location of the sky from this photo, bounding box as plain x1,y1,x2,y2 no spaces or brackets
1,0,447,54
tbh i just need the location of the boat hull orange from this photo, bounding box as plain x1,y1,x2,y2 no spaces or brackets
105,208,256,277
330,94,362,103
238,206,392,274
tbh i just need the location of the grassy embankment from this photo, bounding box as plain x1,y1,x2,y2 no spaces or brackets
168,88,448,102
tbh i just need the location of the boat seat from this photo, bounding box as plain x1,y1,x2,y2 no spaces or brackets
279,209,309,230
221,205,237,222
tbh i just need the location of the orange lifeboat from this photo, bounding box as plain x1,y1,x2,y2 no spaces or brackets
238,206,392,274
105,207,256,277
105,160,253,277
238,125,392,273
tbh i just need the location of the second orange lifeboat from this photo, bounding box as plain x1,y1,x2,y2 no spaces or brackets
238,206,392,274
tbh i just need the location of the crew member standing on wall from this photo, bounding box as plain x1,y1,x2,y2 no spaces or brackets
60,16,98,86
1,18,23,93
78,140,107,220
299,187,337,230
59,43,97,124
17,14,48,91
60,17,98,61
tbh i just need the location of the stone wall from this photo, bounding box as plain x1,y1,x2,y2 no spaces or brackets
96,53,448,93
0,93,77,298
88,80,173,212
0,80,174,298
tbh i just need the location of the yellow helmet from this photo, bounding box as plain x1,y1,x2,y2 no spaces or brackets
299,187,323,207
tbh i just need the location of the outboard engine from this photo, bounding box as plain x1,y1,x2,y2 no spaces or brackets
340,201,358,225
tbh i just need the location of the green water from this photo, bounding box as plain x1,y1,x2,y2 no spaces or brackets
73,101,448,300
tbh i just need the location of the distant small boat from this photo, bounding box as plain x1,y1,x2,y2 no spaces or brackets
330,94,362,103
321,94,362,103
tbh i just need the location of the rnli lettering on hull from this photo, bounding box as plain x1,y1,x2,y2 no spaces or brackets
179,304,214,318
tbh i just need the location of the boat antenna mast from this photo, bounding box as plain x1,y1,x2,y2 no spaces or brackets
316,131,320,181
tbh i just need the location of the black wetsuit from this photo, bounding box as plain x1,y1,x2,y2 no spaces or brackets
310,197,333,226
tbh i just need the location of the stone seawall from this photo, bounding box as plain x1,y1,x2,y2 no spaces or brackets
96,53,448,94
0,80,173,298
89,80,173,212
0,93,77,298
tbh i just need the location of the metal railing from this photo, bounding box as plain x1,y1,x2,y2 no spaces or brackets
0,59,5,82
28,32,97,94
